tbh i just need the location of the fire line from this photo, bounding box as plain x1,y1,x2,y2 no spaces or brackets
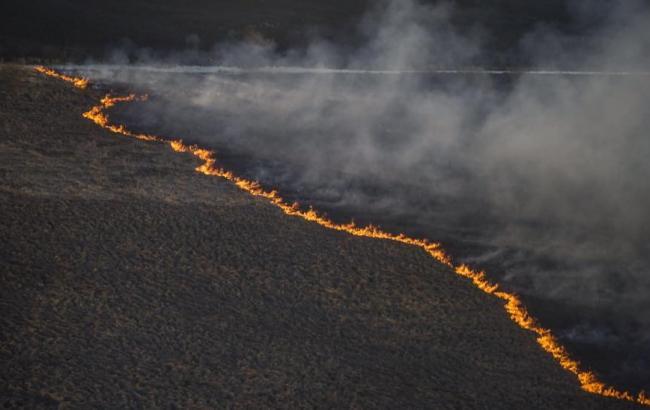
35,66,649,407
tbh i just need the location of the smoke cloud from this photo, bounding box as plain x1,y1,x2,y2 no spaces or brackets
67,0,650,389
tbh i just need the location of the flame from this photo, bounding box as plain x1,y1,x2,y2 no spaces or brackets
36,66,649,407
34,66,89,89
81,94,160,142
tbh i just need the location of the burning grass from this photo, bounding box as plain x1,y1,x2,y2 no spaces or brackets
34,66,89,89
36,66,650,407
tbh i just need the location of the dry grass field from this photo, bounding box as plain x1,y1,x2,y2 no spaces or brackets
0,65,640,408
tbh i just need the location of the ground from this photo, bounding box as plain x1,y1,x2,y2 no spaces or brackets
0,65,640,408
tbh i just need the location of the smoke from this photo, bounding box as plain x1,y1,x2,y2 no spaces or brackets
66,0,650,388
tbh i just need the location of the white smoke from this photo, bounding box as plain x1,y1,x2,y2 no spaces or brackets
63,0,650,388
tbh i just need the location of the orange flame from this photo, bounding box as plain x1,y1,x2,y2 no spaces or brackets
36,66,650,407
81,94,160,141
34,66,89,89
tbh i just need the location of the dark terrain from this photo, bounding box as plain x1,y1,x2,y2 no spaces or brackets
0,0,577,65
114,72,650,393
0,65,642,408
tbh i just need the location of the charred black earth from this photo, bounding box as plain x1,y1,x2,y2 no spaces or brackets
0,65,641,408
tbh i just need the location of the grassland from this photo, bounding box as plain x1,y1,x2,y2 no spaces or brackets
0,65,642,408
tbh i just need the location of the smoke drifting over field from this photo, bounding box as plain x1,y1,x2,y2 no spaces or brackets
68,0,650,389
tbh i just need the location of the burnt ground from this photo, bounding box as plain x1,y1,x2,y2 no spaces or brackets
0,65,641,409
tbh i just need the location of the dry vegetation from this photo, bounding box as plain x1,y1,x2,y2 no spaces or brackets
0,65,640,408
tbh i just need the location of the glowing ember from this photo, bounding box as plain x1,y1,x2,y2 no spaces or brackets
36,66,650,407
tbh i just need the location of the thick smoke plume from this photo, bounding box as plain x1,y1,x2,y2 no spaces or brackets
69,0,650,388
